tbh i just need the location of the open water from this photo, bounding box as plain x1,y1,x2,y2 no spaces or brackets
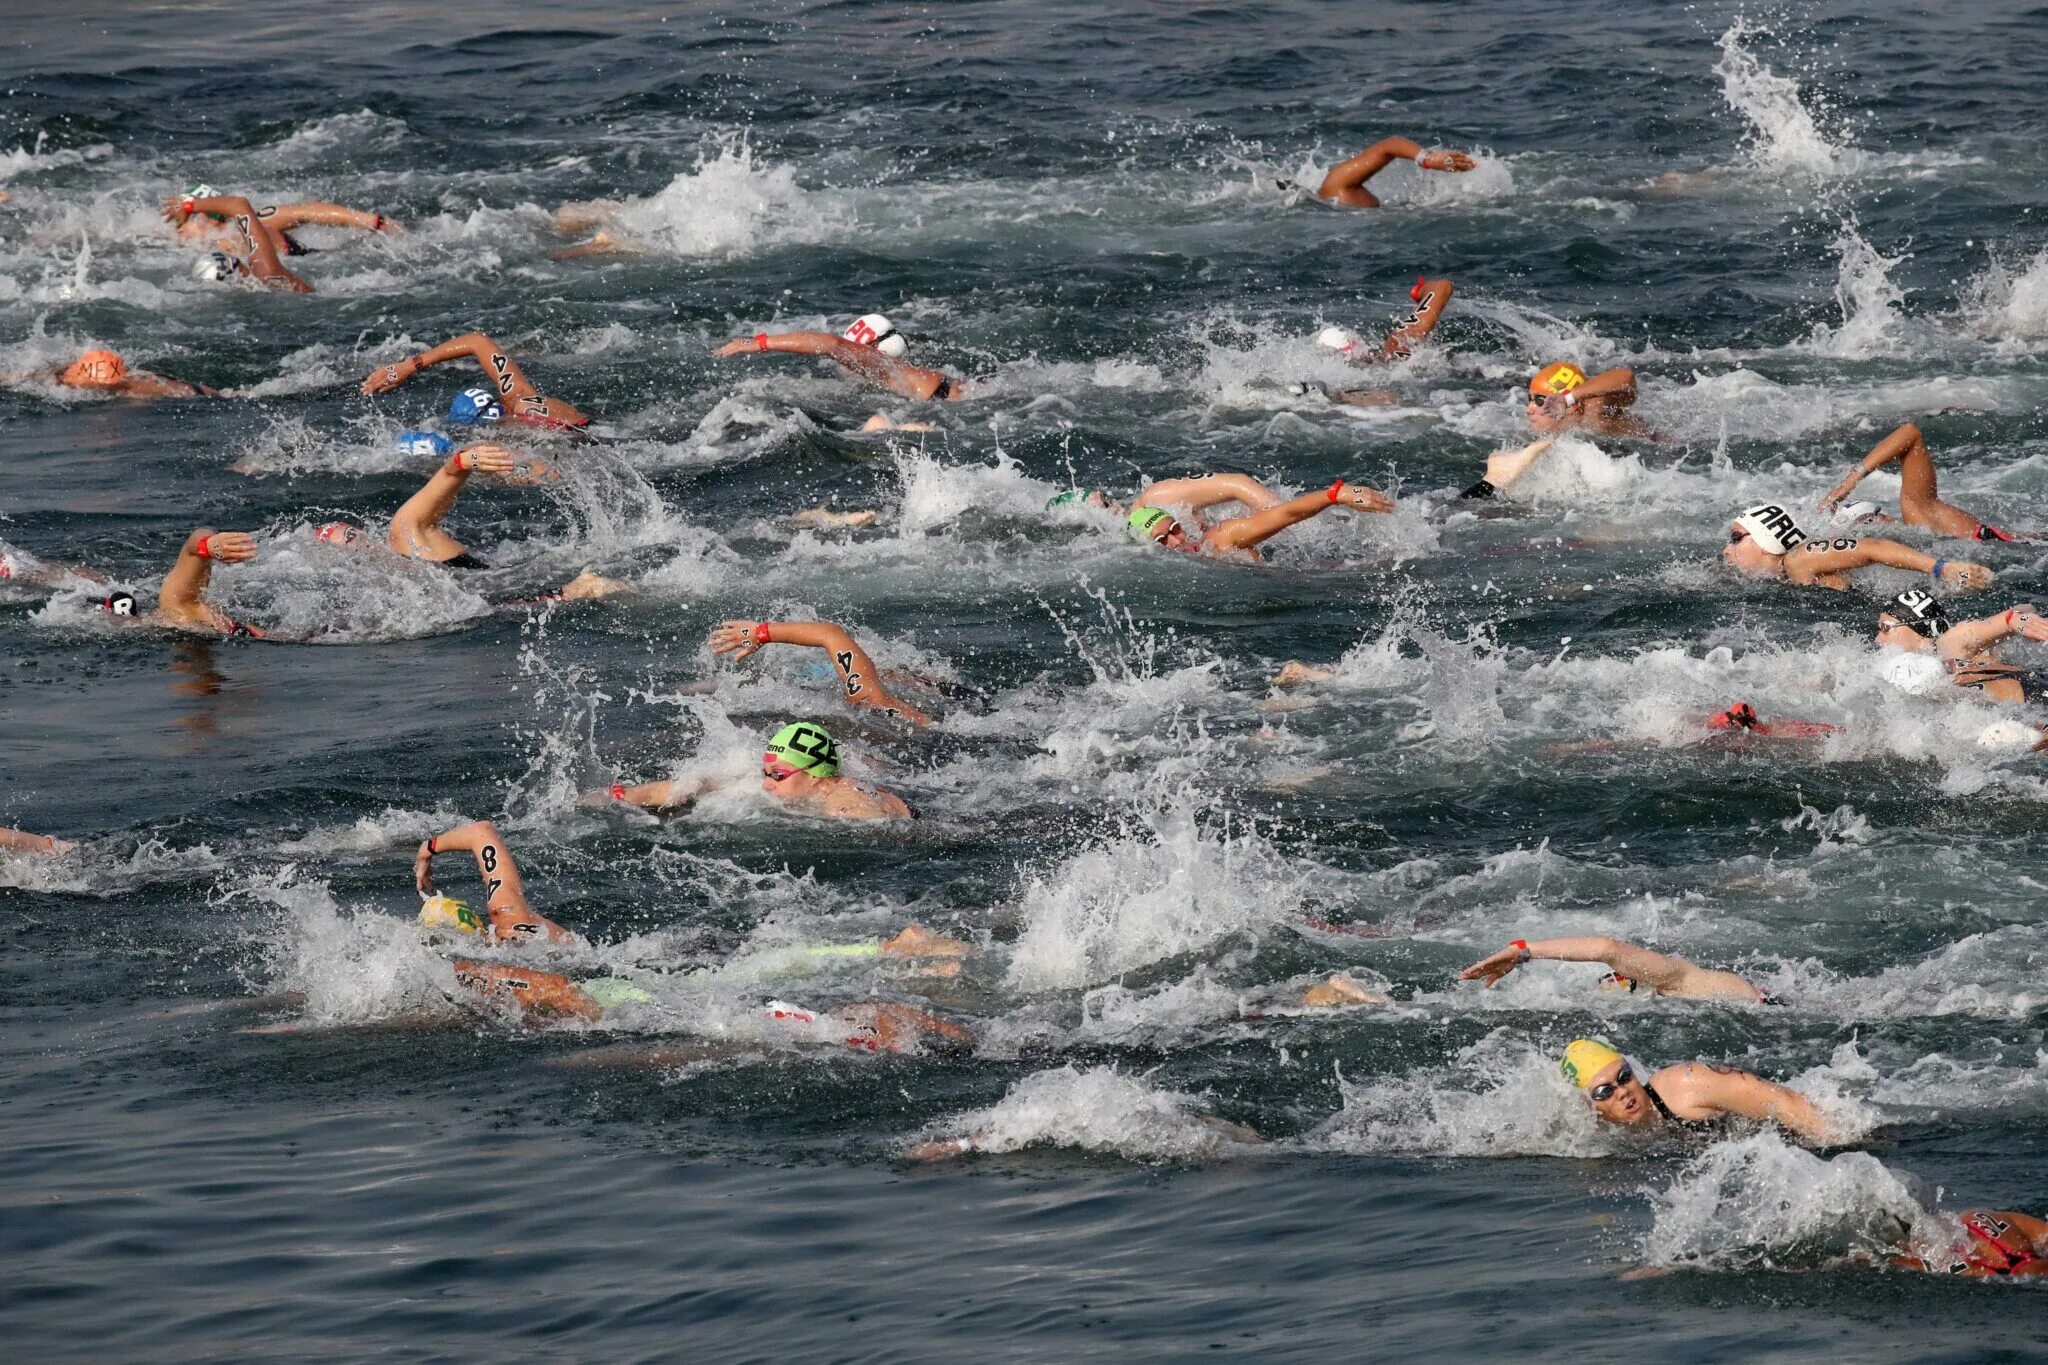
4,2,2048,1359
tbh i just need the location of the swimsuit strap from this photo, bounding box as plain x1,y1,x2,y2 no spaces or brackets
1643,1082,1718,1133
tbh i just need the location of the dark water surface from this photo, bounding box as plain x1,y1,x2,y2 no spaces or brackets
4,2,2048,1359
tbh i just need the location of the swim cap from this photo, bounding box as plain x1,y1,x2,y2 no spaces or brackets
1977,720,2039,751
1829,499,1880,524
101,590,137,616
1733,503,1807,556
842,313,908,358
1047,488,1105,511
1560,1038,1624,1090
1530,362,1587,396
314,521,361,546
1878,648,1948,696
582,977,654,1007
765,721,841,777
1885,588,1950,637
395,430,455,457
185,183,218,201
1598,972,1640,994
1127,506,1175,542
448,387,504,425
1315,326,1362,355
418,893,482,935
61,349,127,387
191,251,240,282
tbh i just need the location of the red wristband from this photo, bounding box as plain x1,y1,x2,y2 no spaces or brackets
193,535,212,559
1410,275,1426,303
1510,939,1528,951
455,451,473,472
1326,479,1345,504
753,622,772,645
755,332,769,352
609,783,626,801
426,836,438,855
371,214,385,232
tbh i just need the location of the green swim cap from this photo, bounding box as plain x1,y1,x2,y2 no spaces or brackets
765,721,841,777
1047,488,1095,510
1127,506,1174,542
582,977,654,1008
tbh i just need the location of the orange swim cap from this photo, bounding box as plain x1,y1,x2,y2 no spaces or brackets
1529,362,1586,396
61,349,127,387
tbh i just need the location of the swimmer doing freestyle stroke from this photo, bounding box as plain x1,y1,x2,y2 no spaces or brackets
1723,501,1993,592
602,720,913,822
716,312,969,405
1559,1038,1842,1145
361,332,591,429
1124,476,1394,560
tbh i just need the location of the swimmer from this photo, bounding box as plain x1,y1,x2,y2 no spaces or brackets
96,528,268,638
1302,136,1477,209
0,540,104,590
1819,422,2019,542
313,442,630,599
789,507,880,530
1462,936,1772,1003
709,618,934,725
1125,476,1394,561
1891,1209,2048,1278
360,332,590,429
174,194,313,291
39,348,217,398
163,185,398,257
606,720,913,821
1876,592,2048,706
1300,274,1456,406
0,827,76,855
1559,1037,1840,1144
413,820,582,949
1723,502,1993,592
1298,973,1389,1007
547,199,629,261
715,313,968,404
1524,362,1658,438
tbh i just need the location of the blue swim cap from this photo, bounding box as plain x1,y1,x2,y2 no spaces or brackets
448,387,503,425
395,430,455,457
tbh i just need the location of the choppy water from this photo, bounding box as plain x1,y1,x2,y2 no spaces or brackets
5,2,2048,1358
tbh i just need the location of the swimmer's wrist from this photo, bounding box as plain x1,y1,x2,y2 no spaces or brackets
1931,557,1949,582
1326,478,1344,504
1510,938,1531,964
755,332,769,352
193,535,212,560
753,621,773,645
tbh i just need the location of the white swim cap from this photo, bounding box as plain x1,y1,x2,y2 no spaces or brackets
1733,503,1807,556
1877,648,1948,696
1829,500,1879,524
1976,720,2038,751
1315,326,1363,355
842,313,907,358
191,251,238,282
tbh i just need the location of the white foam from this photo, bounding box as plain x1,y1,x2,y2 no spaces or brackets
918,1064,1253,1160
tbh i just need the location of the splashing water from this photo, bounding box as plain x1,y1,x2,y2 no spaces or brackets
1714,19,1852,177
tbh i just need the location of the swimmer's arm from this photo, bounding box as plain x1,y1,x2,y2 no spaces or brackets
598,778,720,811
121,372,212,399
1679,1064,1839,1144
186,196,311,292
1377,276,1453,360
157,529,257,629
1206,480,1393,552
416,820,534,918
388,444,516,559
262,202,397,234
1937,605,2045,658
1136,474,1283,514
0,826,75,855
1793,538,1993,589
709,619,933,725
715,332,947,402
1572,367,1637,410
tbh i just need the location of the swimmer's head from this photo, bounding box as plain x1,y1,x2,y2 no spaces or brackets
842,313,908,359
763,720,841,783
183,183,226,221
61,349,127,388
1879,588,1950,645
1529,362,1586,397
1597,971,1640,994
1315,326,1363,356
314,521,363,547
1560,1037,1625,1091
448,387,504,425
418,893,482,935
1728,501,1810,560
101,590,137,617
191,251,244,282
1127,505,1189,550
395,430,455,458
1047,488,1111,512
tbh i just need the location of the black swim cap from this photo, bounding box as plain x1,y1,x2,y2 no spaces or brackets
1886,588,1951,637
102,590,137,616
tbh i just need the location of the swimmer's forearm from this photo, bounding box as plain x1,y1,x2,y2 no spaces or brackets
1532,936,1689,991
268,202,386,231
0,827,66,853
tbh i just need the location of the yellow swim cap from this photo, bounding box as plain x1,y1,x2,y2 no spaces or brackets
419,893,482,935
1530,362,1586,396
1559,1038,1624,1090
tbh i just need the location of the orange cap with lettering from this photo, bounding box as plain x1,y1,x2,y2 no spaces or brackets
61,349,127,387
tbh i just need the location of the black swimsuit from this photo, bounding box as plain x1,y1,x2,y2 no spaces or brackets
435,552,491,571
929,378,953,402
1950,662,2048,704
1645,1083,1721,1133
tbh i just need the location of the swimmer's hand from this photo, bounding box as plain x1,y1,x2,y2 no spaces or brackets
713,338,760,359
412,839,437,896
709,619,766,661
161,195,195,226
790,506,879,529
1458,943,1530,987
198,531,259,565
453,443,517,478
1943,561,1995,591
1818,471,1864,513
360,356,421,395
905,1135,977,1162
1334,481,1395,514
1418,150,1476,172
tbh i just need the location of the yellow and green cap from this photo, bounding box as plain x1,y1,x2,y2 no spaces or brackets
1559,1037,1624,1090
